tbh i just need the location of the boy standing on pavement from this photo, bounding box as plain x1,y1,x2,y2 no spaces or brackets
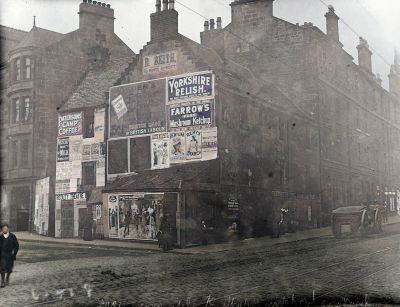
0,224,19,287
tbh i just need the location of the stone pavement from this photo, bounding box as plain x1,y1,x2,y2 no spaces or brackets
14,214,400,255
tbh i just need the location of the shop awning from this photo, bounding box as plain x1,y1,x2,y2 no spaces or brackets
104,159,220,193
87,187,104,204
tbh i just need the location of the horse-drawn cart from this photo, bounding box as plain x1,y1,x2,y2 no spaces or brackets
332,205,383,238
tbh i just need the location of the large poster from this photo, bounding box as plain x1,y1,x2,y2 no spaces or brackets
108,195,119,238
117,194,163,241
170,132,186,164
57,138,70,162
168,100,213,130
186,130,202,160
151,133,170,169
167,71,214,104
34,177,50,235
58,112,83,137
109,79,166,138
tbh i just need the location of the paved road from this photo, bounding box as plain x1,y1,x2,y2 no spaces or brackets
1,224,400,306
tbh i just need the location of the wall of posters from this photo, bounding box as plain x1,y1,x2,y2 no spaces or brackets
167,71,214,104
170,132,186,164
151,133,170,169
143,51,178,75
34,177,50,235
57,138,70,162
186,130,202,160
58,112,83,137
109,79,166,138
168,100,213,130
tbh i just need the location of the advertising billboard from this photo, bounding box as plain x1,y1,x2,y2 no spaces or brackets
58,112,83,137
168,100,213,130
109,79,166,139
166,71,214,104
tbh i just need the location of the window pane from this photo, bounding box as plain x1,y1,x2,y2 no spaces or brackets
24,97,31,121
15,58,20,81
11,141,18,167
82,162,96,186
25,57,31,79
14,98,20,123
130,137,151,172
83,110,94,138
108,139,128,174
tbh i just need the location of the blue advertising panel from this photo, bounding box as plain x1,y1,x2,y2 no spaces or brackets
168,100,213,130
167,71,214,104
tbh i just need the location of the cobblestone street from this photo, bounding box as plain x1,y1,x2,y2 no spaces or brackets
0,224,399,306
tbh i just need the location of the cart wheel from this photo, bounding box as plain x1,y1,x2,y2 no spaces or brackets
359,209,369,236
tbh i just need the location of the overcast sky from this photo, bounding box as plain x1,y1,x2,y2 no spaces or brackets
1,0,399,89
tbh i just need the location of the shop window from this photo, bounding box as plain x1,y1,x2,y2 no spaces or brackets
82,161,96,186
130,137,151,172
108,139,128,174
83,110,95,138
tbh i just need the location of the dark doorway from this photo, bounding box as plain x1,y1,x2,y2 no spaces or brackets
61,201,74,238
78,208,87,238
16,210,29,231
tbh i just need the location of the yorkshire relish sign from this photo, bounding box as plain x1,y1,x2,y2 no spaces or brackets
167,71,214,104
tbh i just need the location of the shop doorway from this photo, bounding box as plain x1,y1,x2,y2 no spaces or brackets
61,201,74,238
78,208,87,238
16,210,29,231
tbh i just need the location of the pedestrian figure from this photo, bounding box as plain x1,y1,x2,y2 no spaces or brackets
0,224,19,288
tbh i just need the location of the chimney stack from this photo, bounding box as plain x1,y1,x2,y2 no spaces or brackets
79,1,114,35
204,20,210,32
389,50,400,96
231,0,274,27
210,19,215,30
325,5,340,43
151,0,179,41
357,37,373,74
217,17,222,29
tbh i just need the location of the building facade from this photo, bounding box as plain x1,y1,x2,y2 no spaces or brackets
0,0,134,233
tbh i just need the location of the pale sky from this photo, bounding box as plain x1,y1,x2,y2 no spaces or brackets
1,0,399,89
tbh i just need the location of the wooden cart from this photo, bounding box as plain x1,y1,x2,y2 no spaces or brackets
331,205,382,238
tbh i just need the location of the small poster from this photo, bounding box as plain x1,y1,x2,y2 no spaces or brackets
201,127,218,161
82,145,91,160
57,138,70,162
91,143,100,159
186,130,202,160
55,180,70,195
151,133,170,169
111,94,128,119
56,162,72,180
170,132,186,164
69,137,82,161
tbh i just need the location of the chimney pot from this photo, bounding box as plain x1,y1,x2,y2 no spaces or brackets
325,5,340,42
169,0,175,10
88,0,92,3
210,18,215,30
163,0,168,11
204,20,209,31
357,37,373,74
102,3,106,6
93,1,97,4
156,0,161,12
98,2,102,5
217,17,222,29
106,4,110,8
83,0,88,2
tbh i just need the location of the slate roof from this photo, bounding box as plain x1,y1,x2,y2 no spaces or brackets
14,26,63,50
59,57,133,111
104,159,220,193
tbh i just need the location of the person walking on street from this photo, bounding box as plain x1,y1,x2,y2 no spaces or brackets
0,224,19,288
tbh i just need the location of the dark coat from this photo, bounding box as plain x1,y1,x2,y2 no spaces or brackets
0,233,19,273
